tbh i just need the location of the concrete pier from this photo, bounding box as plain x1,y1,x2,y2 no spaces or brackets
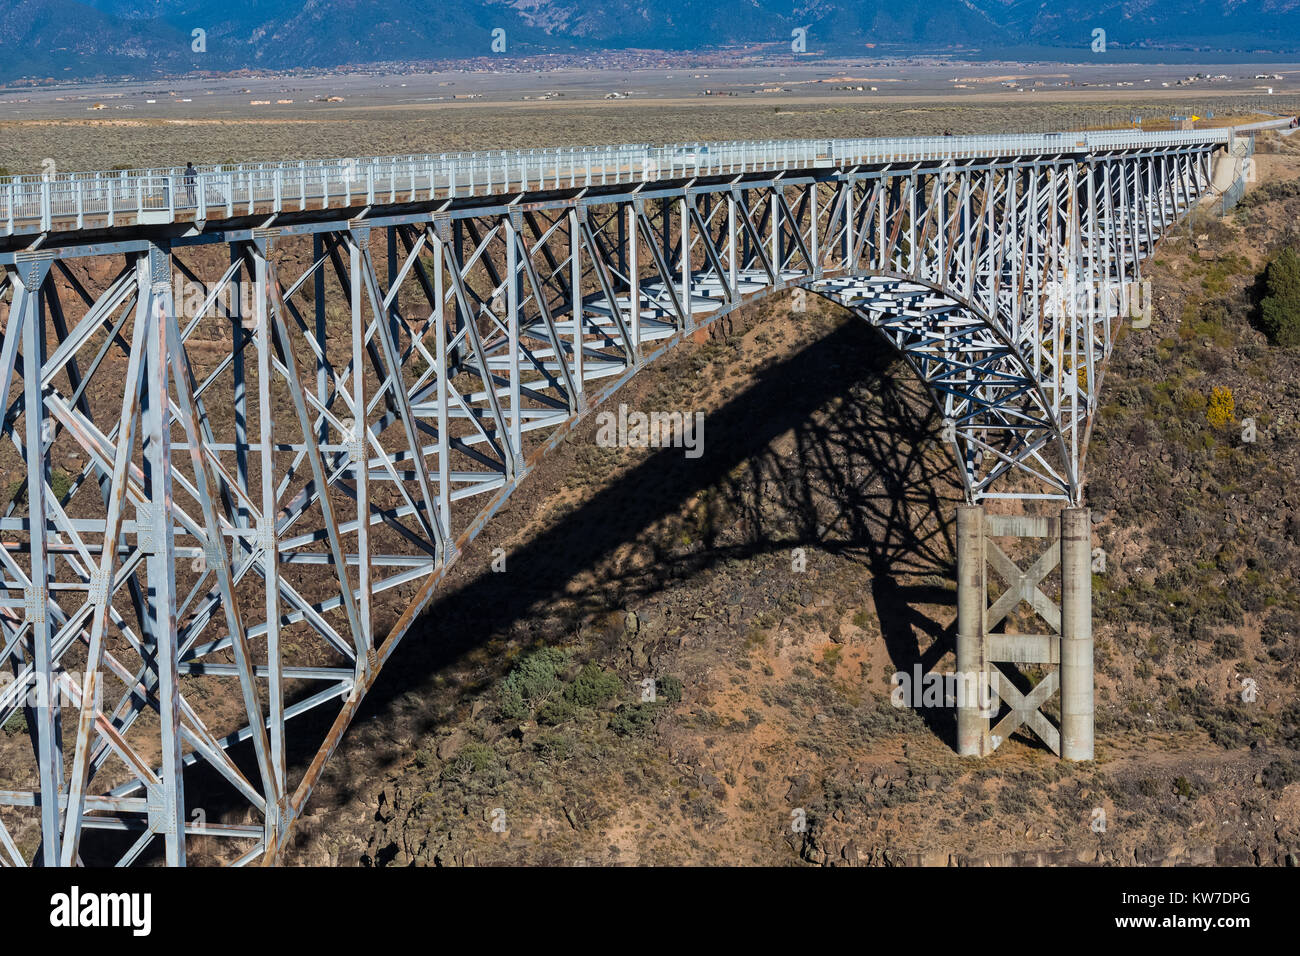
955,504,988,756
1059,507,1095,760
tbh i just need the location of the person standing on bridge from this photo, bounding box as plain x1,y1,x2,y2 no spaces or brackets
183,162,197,207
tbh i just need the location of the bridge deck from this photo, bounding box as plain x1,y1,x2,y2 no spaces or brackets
1,129,1232,241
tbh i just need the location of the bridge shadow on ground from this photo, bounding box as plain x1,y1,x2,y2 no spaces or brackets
165,314,965,864
316,316,962,778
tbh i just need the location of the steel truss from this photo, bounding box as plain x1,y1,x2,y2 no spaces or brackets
0,133,1221,865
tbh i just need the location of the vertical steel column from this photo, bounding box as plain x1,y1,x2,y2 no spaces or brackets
936,172,947,283
956,504,988,756
232,245,250,529
907,176,917,277
1008,169,1021,332
877,179,887,272
15,258,59,865
679,196,692,329
627,203,640,359
1087,164,1102,388
961,172,972,289
1067,162,1081,483
977,169,991,309
506,213,522,471
313,233,328,444
809,182,820,277
844,179,856,269
143,242,186,864
251,235,285,799
1048,168,1062,393
770,191,780,279
1143,159,1156,256
349,229,372,659
569,208,584,398
433,232,452,544
453,219,466,348
1060,507,1094,760
727,194,738,292
740,191,751,272
1027,169,1041,374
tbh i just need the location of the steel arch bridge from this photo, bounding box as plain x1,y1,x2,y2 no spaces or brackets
0,128,1233,866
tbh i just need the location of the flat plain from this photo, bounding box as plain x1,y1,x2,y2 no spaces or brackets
1,59,1297,173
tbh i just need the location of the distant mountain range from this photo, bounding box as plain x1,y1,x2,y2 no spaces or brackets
1,0,1299,81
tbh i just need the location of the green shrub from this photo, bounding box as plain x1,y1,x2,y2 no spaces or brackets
532,732,575,762
50,468,72,501
536,698,578,725
2,712,27,736
563,662,621,708
608,702,663,737
1177,387,1208,417
1258,247,1300,346
655,675,684,704
1239,179,1300,207
499,647,569,720
445,743,497,780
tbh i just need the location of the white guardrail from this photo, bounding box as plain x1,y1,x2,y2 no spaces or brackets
0,128,1234,236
